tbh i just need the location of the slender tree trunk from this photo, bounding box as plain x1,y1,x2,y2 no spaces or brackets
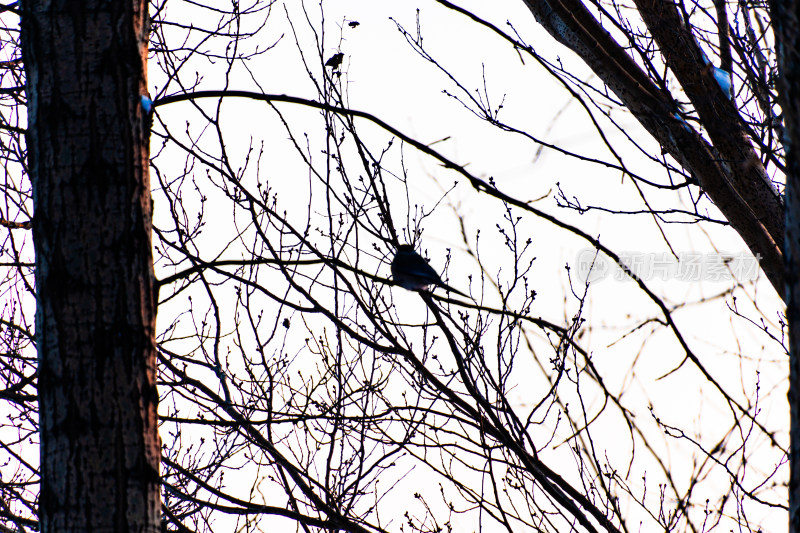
520,0,786,297
20,1,160,531
774,0,800,530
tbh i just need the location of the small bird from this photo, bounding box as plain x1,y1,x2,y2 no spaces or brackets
325,53,344,69
391,244,468,298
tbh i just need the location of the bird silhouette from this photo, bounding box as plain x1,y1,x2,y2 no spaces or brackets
325,53,344,69
391,244,468,298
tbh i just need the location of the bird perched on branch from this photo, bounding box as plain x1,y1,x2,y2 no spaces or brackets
391,244,468,298
325,52,344,69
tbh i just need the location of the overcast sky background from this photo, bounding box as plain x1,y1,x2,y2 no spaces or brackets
145,0,787,530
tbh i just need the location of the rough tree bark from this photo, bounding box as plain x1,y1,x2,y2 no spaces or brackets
774,0,800,529
20,1,160,531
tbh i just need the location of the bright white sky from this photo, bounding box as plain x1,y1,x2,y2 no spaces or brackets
148,1,788,531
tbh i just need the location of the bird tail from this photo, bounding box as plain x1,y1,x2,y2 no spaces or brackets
438,281,469,299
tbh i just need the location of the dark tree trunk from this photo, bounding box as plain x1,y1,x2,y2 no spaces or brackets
774,0,800,530
20,1,160,531
521,0,786,297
